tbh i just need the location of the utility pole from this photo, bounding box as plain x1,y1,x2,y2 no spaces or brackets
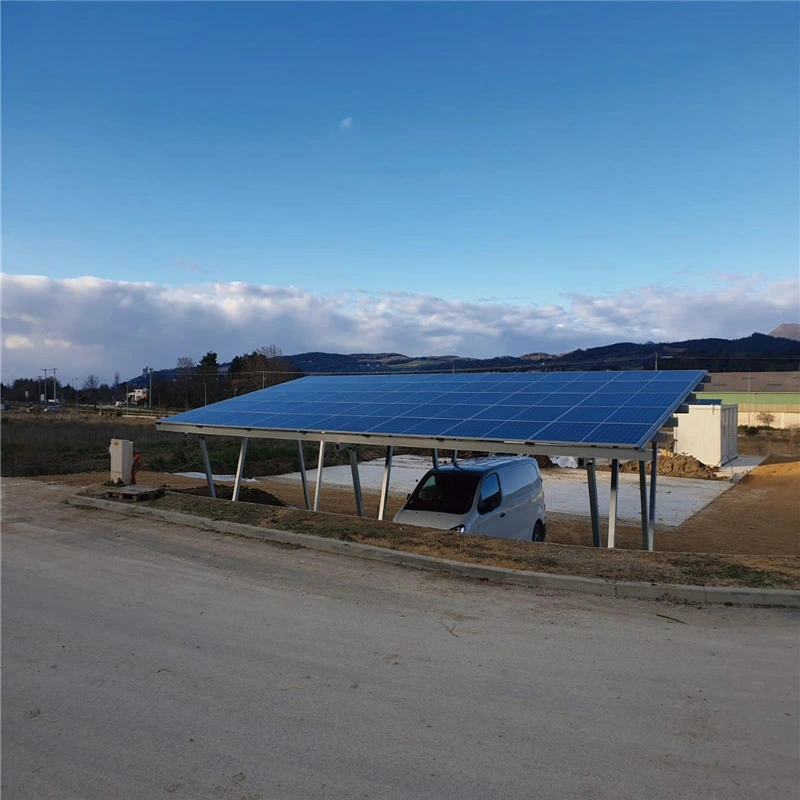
144,367,154,409
41,369,49,402
52,368,58,402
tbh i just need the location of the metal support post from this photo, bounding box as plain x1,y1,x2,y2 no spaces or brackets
232,437,248,502
297,441,310,510
638,460,648,550
586,459,601,548
647,441,657,551
452,449,458,466
313,440,326,511
378,446,394,520
607,458,619,549
349,448,364,517
432,449,439,469
199,436,216,499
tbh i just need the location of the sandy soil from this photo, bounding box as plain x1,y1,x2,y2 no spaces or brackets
667,457,799,556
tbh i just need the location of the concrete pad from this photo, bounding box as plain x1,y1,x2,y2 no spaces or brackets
263,454,757,527
175,472,259,483
715,455,765,483
537,468,733,526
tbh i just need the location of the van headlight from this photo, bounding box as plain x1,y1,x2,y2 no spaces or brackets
449,525,466,533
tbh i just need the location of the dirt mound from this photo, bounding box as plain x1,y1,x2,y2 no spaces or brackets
174,485,287,507
601,452,721,480
742,458,799,482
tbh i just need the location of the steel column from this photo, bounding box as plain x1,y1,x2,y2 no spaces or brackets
607,458,619,548
638,460,649,549
349,448,364,517
313,440,326,511
232,437,248,502
199,436,216,499
378,446,394,520
432,449,439,469
647,441,657,551
297,440,310,510
586,458,601,548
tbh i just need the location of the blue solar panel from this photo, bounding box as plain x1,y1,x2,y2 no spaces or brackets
559,406,616,423
607,406,666,424
484,421,548,441
158,370,706,449
582,423,655,446
512,406,571,423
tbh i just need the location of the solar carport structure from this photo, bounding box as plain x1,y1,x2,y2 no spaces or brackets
156,370,708,551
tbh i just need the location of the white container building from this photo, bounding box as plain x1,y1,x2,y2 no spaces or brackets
673,401,738,467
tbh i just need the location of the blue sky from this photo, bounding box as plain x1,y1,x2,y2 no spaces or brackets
2,2,798,380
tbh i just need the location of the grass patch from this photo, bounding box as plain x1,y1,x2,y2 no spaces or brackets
716,563,776,587
1,414,390,478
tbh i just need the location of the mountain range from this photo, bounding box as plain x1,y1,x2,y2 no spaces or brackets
130,330,800,385
285,332,800,375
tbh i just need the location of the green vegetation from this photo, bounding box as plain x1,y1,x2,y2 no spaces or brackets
697,391,800,407
0,413,394,478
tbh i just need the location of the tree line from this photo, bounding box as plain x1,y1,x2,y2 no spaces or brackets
1,345,302,410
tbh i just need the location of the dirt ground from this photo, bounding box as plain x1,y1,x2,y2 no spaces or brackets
31,454,799,559
668,457,799,557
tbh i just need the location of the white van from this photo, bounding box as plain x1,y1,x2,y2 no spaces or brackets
393,456,547,542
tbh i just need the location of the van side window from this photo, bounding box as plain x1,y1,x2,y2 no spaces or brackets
502,465,530,496
477,473,501,514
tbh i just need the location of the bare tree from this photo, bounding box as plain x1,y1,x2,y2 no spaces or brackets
176,357,195,373
229,344,296,393
82,374,100,407
757,411,775,428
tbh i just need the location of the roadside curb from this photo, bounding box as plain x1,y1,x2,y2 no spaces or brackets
67,494,800,608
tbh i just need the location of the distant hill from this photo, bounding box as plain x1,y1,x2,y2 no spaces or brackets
770,323,800,341
286,351,554,374
285,333,800,375
127,333,800,385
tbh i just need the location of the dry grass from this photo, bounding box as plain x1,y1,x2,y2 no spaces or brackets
76,481,800,590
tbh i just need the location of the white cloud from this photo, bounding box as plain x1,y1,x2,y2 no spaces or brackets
3,334,34,350
339,116,353,129
0,273,796,384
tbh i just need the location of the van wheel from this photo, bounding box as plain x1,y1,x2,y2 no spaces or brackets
532,521,545,542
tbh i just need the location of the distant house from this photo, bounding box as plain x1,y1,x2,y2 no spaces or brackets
126,388,148,402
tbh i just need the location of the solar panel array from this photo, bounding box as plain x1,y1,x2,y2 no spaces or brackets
160,370,706,449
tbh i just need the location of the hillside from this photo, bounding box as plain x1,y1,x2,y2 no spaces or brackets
284,332,800,375
770,323,800,341
124,333,800,386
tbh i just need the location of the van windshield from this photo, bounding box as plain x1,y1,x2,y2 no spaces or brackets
404,470,481,515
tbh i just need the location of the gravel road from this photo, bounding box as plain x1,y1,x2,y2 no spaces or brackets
2,478,798,799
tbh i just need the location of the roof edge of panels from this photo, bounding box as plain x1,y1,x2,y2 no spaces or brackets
155,421,648,461
636,377,706,447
